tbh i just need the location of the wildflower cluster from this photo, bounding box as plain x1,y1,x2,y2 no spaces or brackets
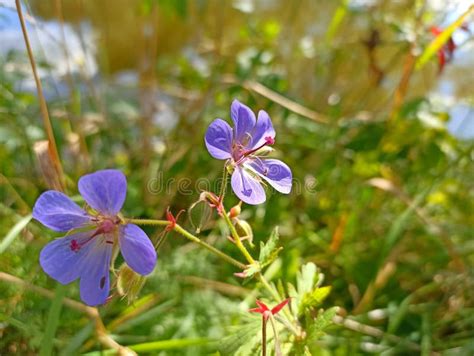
32,100,333,354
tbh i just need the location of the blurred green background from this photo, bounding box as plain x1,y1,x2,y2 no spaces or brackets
1,0,473,354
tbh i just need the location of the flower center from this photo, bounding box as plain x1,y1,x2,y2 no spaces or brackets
233,136,274,164
69,216,119,252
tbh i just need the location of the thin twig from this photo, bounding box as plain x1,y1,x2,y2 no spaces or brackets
333,315,440,354
222,75,329,124
15,0,65,189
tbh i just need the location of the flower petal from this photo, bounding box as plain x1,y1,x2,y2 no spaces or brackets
248,159,292,194
39,231,95,285
231,100,256,144
33,191,91,232
205,119,233,160
79,238,113,306
78,169,127,216
231,166,266,205
249,110,275,149
119,224,157,275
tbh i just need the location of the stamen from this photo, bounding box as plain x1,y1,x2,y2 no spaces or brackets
236,135,275,164
265,136,275,145
69,235,94,252
70,239,80,252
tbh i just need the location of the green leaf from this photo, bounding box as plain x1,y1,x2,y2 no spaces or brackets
131,338,212,352
325,0,349,42
259,227,282,268
416,5,474,70
306,307,338,341
297,262,318,296
243,263,260,279
219,315,261,356
40,284,66,356
0,214,32,254
300,286,332,312
378,191,427,266
60,321,94,356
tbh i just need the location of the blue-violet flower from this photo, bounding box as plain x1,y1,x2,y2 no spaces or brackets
32,169,157,306
205,99,292,205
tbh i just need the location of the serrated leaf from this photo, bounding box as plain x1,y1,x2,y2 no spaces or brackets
259,227,282,268
243,263,260,279
219,315,261,355
300,286,332,313
307,307,338,342
297,262,318,296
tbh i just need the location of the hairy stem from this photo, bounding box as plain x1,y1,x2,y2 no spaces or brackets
126,218,169,226
173,224,246,269
220,203,297,325
127,218,246,269
221,208,256,264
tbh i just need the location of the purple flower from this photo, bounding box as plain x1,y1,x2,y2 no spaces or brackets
32,169,156,306
205,100,292,205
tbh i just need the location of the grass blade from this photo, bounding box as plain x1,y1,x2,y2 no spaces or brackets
416,5,474,70
0,214,32,254
40,284,66,356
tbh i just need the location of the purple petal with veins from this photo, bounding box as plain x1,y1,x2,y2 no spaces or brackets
33,191,91,232
78,169,127,216
248,110,275,149
231,99,256,145
79,236,113,306
248,158,292,194
39,231,96,285
205,119,233,160
231,166,266,205
119,224,157,275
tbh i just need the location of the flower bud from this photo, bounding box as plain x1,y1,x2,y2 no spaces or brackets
229,202,242,219
188,193,213,233
234,218,254,246
117,263,147,304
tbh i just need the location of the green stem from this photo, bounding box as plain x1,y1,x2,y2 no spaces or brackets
269,315,282,356
126,218,169,226
220,204,297,326
127,218,246,270
221,209,256,264
173,224,246,269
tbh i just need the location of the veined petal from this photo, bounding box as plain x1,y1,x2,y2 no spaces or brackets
119,224,157,275
249,110,275,149
79,237,113,306
78,169,127,216
33,191,91,232
231,100,256,145
39,231,95,285
248,159,292,194
205,119,233,160
231,166,266,205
